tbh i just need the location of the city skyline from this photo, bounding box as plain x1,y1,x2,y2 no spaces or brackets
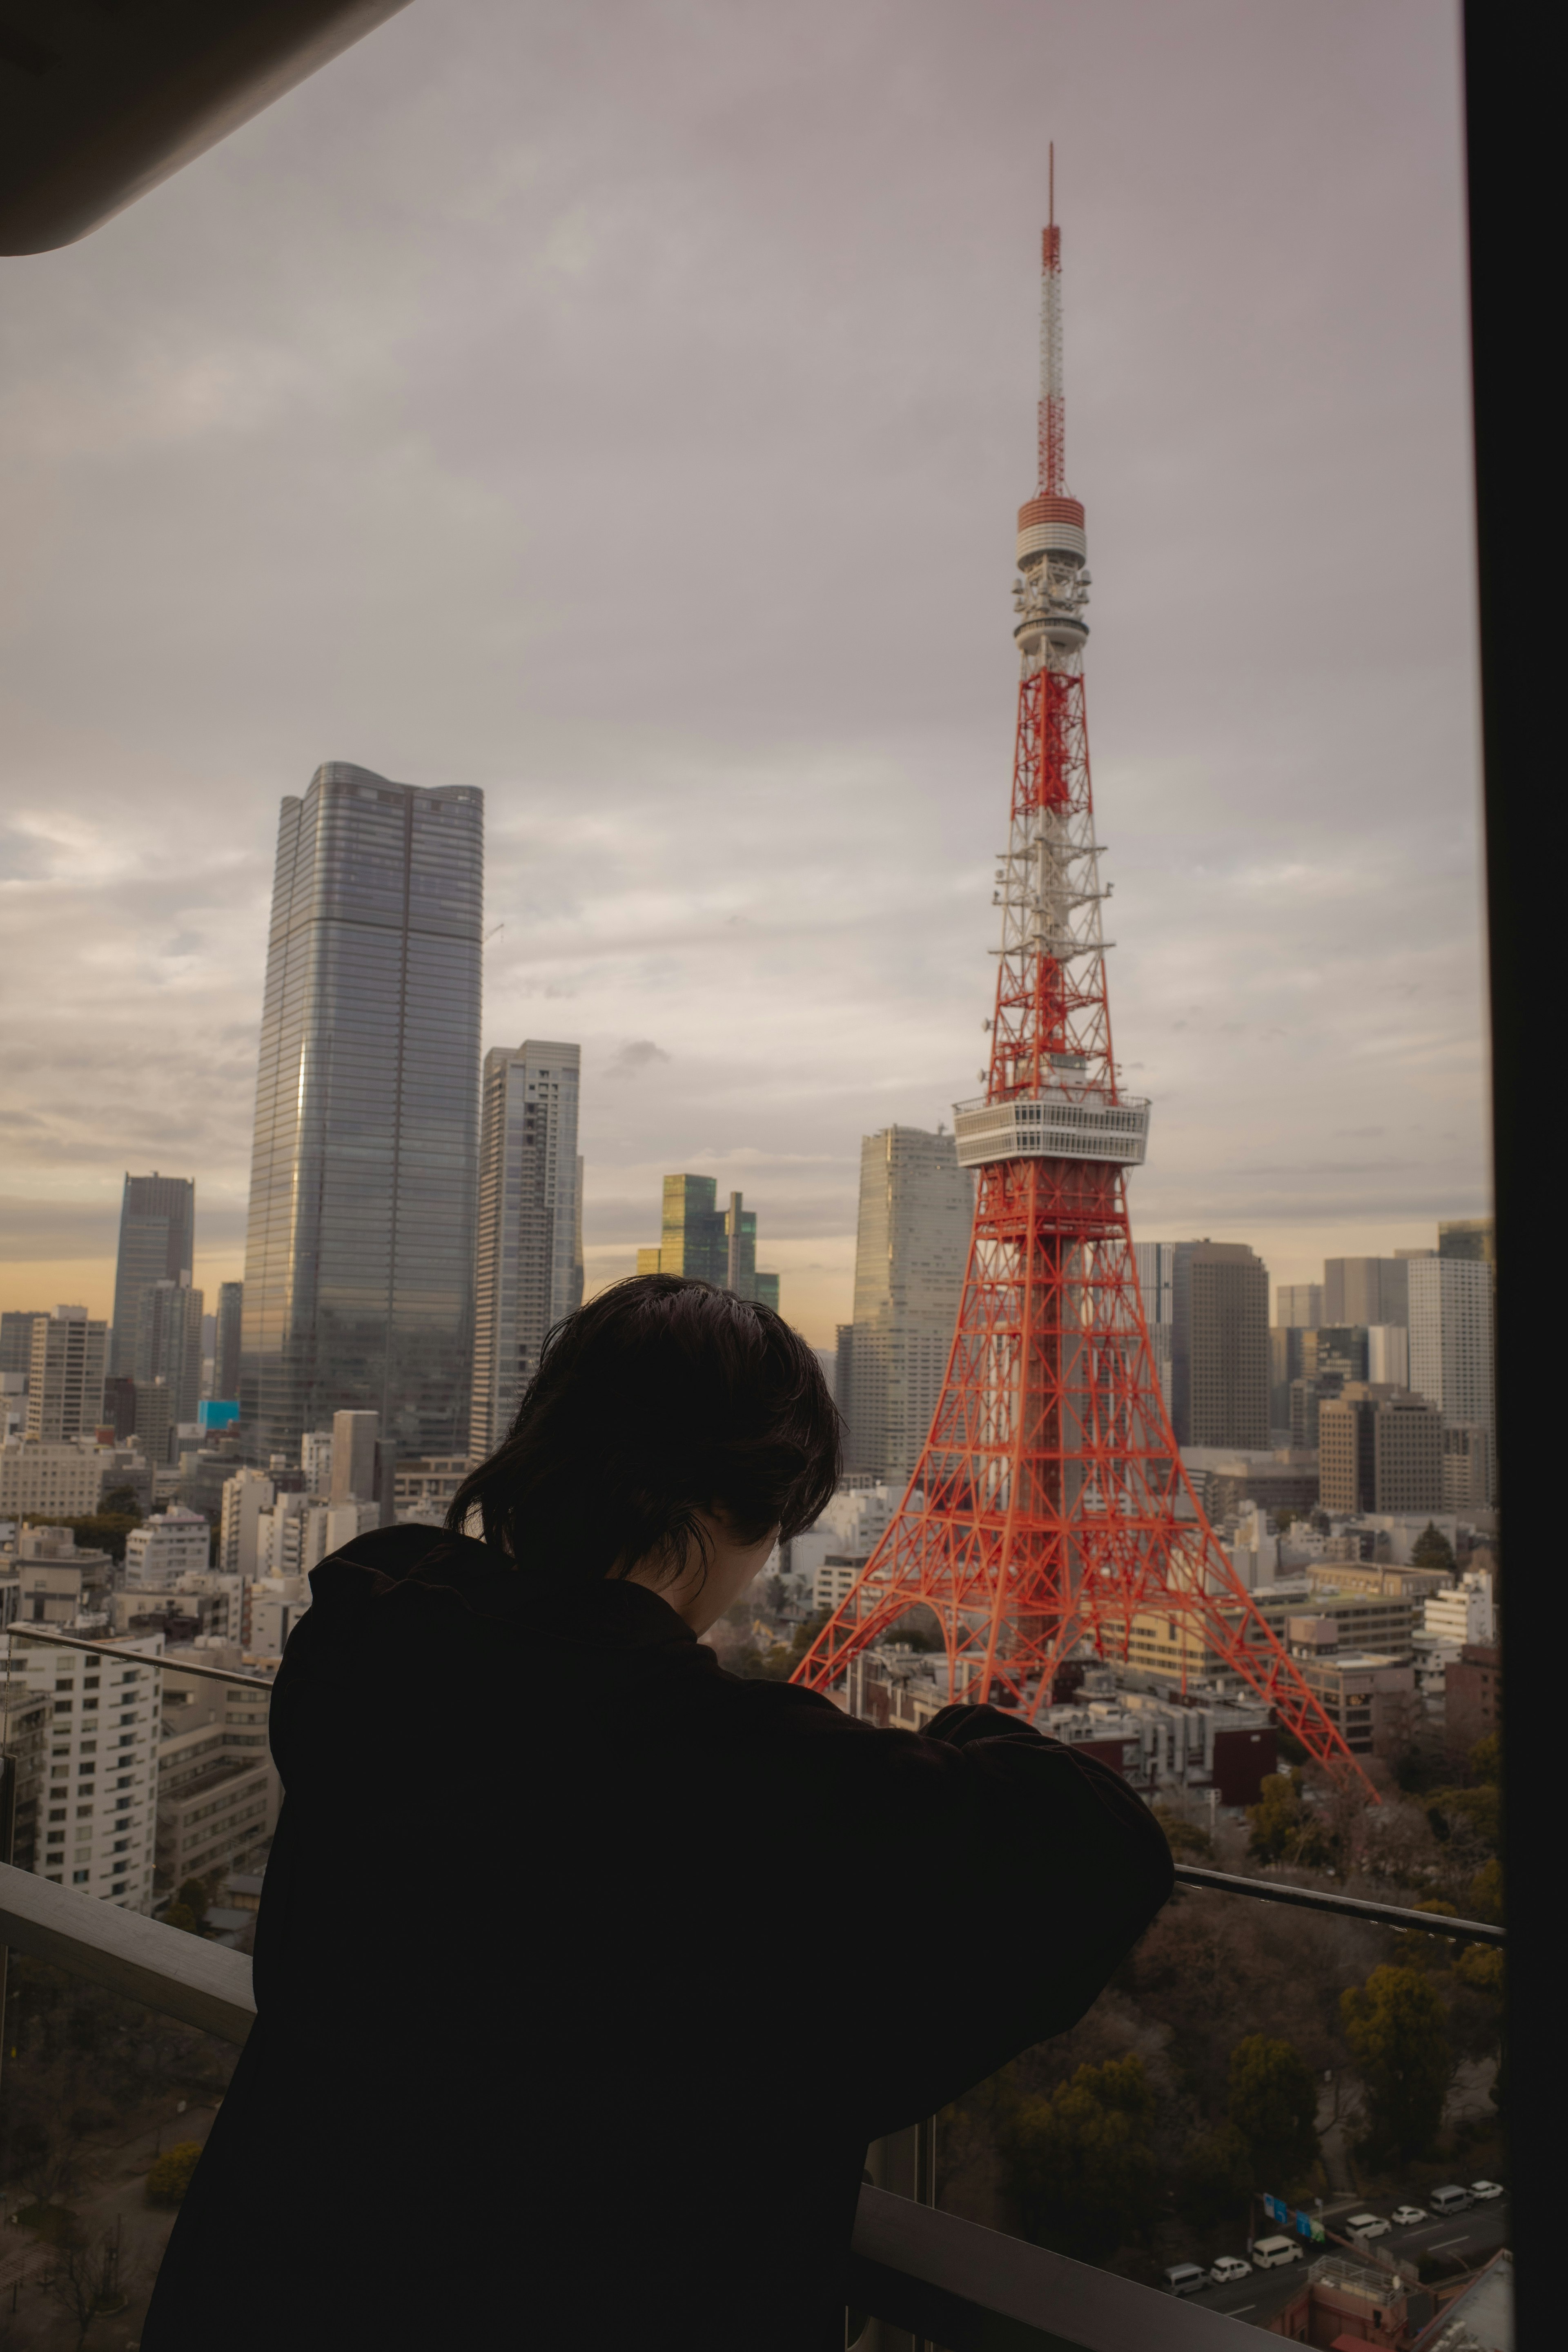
0,1,1485,1350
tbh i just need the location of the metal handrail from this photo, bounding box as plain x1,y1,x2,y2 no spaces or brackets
1173,1862,1505,1947
2,1619,275,1689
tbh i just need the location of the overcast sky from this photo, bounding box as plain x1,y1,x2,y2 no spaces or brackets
0,0,1485,1348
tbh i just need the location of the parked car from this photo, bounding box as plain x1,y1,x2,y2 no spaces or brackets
1163,2264,1208,2296
1391,2205,1428,2226
1209,2256,1252,2285
1252,2236,1303,2269
1430,2185,1475,2216
1470,2180,1505,2201
1346,2212,1390,2239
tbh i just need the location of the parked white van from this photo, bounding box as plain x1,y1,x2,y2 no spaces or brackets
1163,2264,1207,2296
1252,2235,1303,2269
1430,2185,1475,2216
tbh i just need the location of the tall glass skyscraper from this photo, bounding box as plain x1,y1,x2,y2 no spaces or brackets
109,1174,195,1376
240,763,482,1462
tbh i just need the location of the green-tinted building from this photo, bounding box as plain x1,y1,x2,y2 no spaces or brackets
637,1176,781,1314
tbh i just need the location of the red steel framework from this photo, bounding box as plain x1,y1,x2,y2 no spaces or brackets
793,182,1369,1788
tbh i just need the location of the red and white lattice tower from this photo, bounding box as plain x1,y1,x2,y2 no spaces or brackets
793,181,1365,1781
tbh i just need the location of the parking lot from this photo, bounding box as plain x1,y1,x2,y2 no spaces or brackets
1176,2187,1511,2330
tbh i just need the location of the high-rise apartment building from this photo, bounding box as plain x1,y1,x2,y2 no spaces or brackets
470,1040,584,1459
1324,1257,1409,1328
214,1281,243,1403
1319,1383,1444,1515
1439,1217,1494,1263
240,764,482,1462
1407,1255,1495,1499
842,1128,972,1482
636,1176,780,1310
24,1308,108,1443
109,1175,194,1378
1276,1283,1324,1328
1170,1242,1270,1449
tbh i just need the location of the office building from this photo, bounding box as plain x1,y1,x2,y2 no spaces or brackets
1287,1325,1368,1452
1170,1242,1269,1450
109,1175,195,1379
1407,1256,1495,1497
1366,1323,1409,1387
1323,1257,1408,1329
24,1307,108,1443
635,1176,782,1311
240,763,482,1463
1438,1217,1494,1263
470,1040,584,1459
1318,1384,1444,1515
330,1409,382,1505
0,1436,138,1521
301,1427,334,1497
157,1670,277,1893
214,1281,243,1402
0,1310,45,1376
842,1129,972,1481
1442,1420,1491,1513
1423,1572,1494,1648
1133,1241,1175,1410
1275,1283,1323,1329
134,1279,204,1445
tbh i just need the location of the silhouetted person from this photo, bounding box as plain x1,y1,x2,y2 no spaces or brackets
144,1275,1171,2350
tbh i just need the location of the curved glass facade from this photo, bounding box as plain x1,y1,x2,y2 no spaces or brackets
239,764,481,1462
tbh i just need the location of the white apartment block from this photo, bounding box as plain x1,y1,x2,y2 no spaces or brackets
844,1128,972,1483
25,1308,108,1444
246,1576,312,1658
1407,1256,1495,1498
1423,1571,1495,1648
301,1427,334,1497
470,1040,584,1459
219,1467,275,1575
125,1506,210,1586
30,1634,162,1909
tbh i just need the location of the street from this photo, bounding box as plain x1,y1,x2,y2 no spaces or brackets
1177,2191,1511,2332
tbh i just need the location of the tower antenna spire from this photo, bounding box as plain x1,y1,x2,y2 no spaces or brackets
1038,156,1064,493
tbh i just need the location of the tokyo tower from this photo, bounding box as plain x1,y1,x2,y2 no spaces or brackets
793,179,1363,1780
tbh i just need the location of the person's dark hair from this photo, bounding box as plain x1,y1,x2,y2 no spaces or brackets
447,1274,840,1586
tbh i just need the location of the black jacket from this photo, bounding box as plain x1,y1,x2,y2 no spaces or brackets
143,1525,1172,2350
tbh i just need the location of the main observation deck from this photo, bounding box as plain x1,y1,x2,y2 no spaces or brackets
952,1084,1151,1169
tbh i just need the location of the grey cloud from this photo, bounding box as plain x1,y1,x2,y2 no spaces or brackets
604,1040,673,1081
0,0,1487,1330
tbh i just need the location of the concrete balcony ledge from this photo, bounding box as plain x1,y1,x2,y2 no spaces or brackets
0,1858,255,2043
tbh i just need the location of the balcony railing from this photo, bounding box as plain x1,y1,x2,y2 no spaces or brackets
0,1811,1505,2350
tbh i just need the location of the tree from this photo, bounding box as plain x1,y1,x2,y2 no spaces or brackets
1340,1965,1452,2159
1469,1733,1501,1786
146,2140,205,2207
1245,1771,1337,1869
1151,1803,1212,1860
1466,1858,1503,1923
1226,2034,1319,2188
998,2055,1158,2261
42,2220,130,2352
1177,2121,1252,2229
177,1875,213,1925
22,1509,141,1565
1410,1523,1456,1575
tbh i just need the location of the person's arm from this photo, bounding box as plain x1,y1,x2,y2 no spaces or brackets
815,1701,1173,2138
